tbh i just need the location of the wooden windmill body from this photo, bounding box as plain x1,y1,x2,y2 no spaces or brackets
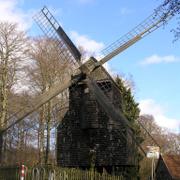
57,62,136,173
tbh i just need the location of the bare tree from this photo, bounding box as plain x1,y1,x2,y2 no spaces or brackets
139,114,180,178
163,0,180,14
139,114,180,154
0,22,28,163
27,37,69,164
162,0,180,40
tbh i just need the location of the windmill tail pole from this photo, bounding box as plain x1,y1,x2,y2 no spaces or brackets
87,77,146,155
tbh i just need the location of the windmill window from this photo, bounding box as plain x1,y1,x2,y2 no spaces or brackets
97,80,112,92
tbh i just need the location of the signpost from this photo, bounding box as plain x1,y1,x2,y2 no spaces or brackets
146,146,160,180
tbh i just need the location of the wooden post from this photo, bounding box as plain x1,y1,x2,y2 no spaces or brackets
0,131,3,164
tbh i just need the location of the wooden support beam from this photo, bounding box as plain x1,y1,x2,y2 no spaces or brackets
87,77,146,155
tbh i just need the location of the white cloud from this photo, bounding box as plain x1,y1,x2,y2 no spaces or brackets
70,30,104,57
139,99,180,133
0,0,32,30
140,54,180,66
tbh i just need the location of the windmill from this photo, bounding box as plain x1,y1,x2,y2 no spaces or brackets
0,2,174,175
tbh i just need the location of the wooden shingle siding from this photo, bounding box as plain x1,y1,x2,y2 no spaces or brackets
57,66,137,174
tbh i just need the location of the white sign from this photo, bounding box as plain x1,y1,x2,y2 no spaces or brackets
146,146,160,159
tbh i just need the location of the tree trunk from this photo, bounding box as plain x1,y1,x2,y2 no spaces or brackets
0,131,3,164
45,101,51,164
0,58,8,126
38,105,45,164
0,58,8,164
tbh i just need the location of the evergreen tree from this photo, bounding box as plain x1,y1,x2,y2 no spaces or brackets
115,76,143,179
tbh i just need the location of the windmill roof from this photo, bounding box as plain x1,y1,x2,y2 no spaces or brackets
91,63,110,80
161,154,180,179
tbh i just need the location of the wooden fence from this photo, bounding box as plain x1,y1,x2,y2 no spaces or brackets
0,165,124,180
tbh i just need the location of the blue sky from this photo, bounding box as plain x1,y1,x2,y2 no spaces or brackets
0,0,179,132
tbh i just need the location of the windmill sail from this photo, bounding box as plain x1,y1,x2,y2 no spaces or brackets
2,77,72,133
98,4,173,65
3,74,84,133
33,6,81,68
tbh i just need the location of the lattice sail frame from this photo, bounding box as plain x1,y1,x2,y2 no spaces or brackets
33,6,81,71
98,4,173,64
